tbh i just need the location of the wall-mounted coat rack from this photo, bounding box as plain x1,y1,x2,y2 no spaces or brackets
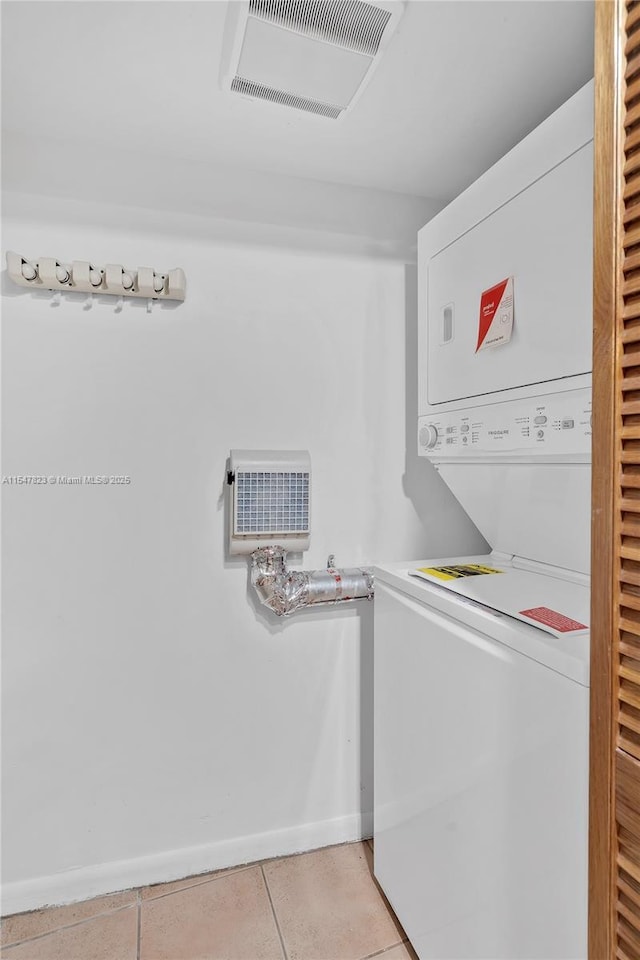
6,251,186,304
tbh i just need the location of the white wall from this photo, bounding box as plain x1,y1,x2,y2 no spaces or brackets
2,134,439,262
1,192,485,913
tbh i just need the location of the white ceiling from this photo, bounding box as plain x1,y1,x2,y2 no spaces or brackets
1,0,594,204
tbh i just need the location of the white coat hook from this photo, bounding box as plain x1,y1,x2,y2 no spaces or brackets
147,298,153,314
50,290,61,307
115,296,124,313
21,259,38,281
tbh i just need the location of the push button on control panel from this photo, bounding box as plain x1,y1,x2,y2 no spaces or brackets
562,419,575,429
460,424,470,433
534,415,547,425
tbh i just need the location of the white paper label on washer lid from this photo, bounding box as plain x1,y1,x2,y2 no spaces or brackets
476,277,514,352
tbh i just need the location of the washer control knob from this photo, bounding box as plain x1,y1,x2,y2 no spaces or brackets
419,425,439,449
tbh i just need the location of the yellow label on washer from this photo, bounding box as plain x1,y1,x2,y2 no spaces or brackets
417,564,504,581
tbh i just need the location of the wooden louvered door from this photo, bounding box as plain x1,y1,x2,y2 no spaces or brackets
592,1,640,956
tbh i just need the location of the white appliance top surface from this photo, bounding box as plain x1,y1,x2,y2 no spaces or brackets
374,555,590,686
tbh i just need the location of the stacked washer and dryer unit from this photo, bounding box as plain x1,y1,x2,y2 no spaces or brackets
373,83,594,960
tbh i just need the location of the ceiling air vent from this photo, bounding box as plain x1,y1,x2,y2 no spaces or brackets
221,0,405,120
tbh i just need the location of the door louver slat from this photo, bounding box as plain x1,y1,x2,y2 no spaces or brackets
619,917,640,954
620,897,640,934
621,592,640,611
624,199,640,224
620,686,640,711
624,154,640,180
620,877,640,912
628,2,640,31
625,250,640,272
626,48,640,80
620,614,640,633
621,706,640,736
628,74,640,105
624,179,640,205
621,521,640,536
620,374,640,389
621,471,640,487
621,853,640,887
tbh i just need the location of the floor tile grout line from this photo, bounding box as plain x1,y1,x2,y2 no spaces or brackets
2,838,378,950
2,861,259,931
260,864,289,960
1,862,269,948
2,837,370,924
136,889,141,960
138,863,255,903
0,903,137,949
360,938,409,960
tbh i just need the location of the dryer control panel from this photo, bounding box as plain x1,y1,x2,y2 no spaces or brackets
418,388,591,459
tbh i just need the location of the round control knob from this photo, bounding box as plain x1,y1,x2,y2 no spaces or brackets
419,425,439,449
55,265,70,283
153,274,165,293
89,269,102,287
121,272,134,290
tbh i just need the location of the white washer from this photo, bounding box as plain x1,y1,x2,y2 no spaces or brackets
374,557,589,960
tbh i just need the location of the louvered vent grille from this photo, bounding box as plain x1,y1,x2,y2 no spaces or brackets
231,76,343,118
619,0,640,764
616,2,640,952
248,0,392,56
234,470,310,535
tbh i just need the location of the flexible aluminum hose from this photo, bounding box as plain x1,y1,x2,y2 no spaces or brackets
251,546,374,617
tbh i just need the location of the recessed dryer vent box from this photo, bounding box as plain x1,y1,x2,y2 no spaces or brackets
228,450,311,555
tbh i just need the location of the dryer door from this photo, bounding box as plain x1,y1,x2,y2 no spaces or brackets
426,143,592,406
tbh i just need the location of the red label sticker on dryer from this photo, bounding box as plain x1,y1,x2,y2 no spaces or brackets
519,607,587,633
476,277,514,352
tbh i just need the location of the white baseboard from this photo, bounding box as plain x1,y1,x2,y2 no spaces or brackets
2,811,373,916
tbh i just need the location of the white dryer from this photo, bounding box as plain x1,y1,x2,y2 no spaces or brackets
374,81,593,959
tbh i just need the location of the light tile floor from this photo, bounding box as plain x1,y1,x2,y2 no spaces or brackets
1,840,418,960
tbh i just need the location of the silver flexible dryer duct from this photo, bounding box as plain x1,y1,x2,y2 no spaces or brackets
251,546,374,617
